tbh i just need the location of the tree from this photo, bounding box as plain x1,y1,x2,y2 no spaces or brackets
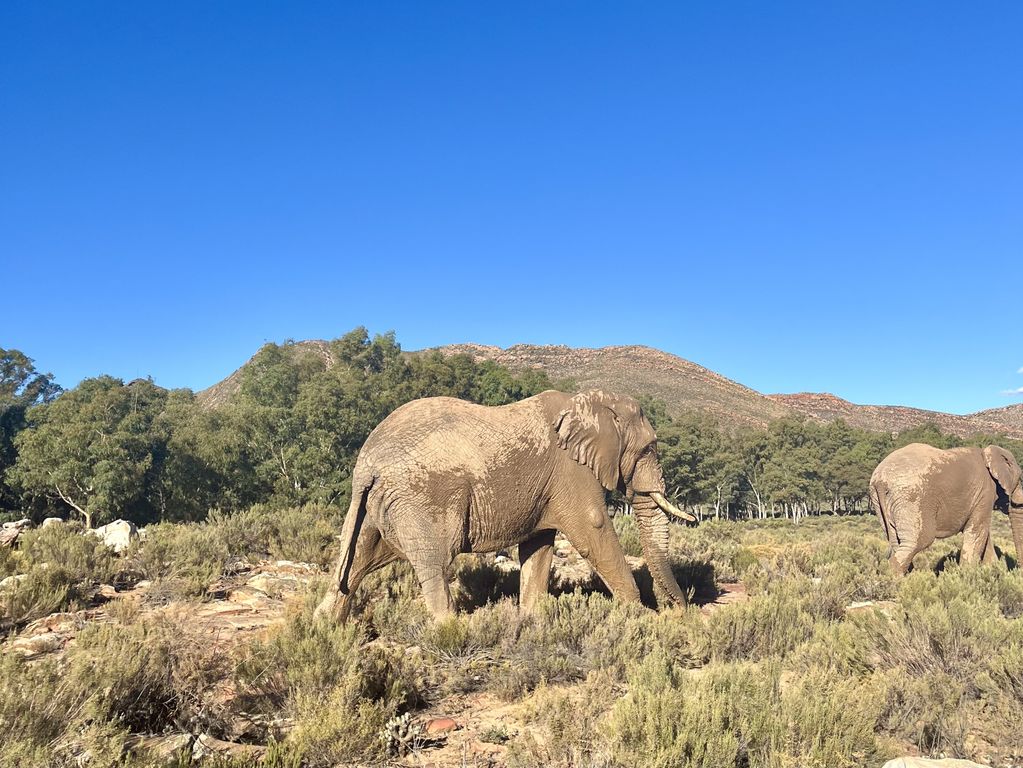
11,377,169,527
0,349,60,514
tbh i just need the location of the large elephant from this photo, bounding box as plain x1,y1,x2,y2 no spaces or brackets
869,443,1023,575
315,390,696,621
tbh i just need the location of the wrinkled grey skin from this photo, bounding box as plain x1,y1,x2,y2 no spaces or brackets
870,443,1023,575
315,390,693,621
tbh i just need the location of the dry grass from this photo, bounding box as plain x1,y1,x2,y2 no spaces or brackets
3,511,1023,766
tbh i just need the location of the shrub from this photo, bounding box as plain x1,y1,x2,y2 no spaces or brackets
236,596,424,766
611,653,893,768
0,612,231,766
507,671,618,767
0,524,115,628
132,522,230,598
696,586,819,663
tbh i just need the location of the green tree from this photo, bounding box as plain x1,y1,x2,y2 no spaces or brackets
0,349,61,515
11,377,169,527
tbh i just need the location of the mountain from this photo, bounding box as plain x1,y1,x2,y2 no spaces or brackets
433,344,1023,439
434,344,791,429
198,340,1023,439
767,393,1023,439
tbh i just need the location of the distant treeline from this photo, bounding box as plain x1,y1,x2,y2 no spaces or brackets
2,329,1020,527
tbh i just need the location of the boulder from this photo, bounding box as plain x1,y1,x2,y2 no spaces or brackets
90,519,138,553
0,518,31,547
42,517,64,528
0,573,26,590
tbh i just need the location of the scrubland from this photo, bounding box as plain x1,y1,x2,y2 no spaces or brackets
2,510,1022,768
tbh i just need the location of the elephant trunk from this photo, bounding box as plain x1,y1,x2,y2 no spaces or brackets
1009,506,1023,569
633,493,688,606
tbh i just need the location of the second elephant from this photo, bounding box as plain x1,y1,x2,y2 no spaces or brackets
870,443,1023,575
315,389,696,621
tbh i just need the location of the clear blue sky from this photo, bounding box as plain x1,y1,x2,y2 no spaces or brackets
3,2,1021,414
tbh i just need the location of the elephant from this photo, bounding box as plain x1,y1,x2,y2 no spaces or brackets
314,389,697,621
869,443,1023,575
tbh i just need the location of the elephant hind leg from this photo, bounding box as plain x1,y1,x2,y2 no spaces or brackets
316,525,397,622
889,538,920,576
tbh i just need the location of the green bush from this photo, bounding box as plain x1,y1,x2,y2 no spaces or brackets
133,521,230,598
611,652,893,768
0,524,115,628
236,593,424,766
0,613,230,767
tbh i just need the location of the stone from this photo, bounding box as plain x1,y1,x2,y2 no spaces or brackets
0,573,26,590
191,734,267,762
42,517,64,528
89,519,139,553
245,571,303,596
127,733,194,765
424,717,458,735
0,518,30,547
97,584,119,599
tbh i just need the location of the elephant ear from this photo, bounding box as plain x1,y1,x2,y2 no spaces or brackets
984,446,1022,497
554,391,622,491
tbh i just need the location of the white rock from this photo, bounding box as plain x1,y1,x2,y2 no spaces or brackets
89,519,139,553
42,517,64,528
0,573,27,590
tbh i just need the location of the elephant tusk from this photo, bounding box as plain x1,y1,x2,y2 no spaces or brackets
649,491,698,523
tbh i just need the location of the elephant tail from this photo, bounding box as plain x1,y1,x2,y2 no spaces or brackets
335,474,376,595
869,481,893,559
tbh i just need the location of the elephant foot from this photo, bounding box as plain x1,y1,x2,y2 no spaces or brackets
313,588,346,622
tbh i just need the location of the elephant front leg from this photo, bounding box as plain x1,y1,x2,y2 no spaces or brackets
982,534,997,564
559,507,641,604
518,529,555,613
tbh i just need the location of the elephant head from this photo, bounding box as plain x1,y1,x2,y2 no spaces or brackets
554,390,696,605
985,446,1023,565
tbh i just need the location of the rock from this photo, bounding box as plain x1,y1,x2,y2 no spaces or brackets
42,517,64,528
90,519,138,553
191,734,267,762
424,717,458,735
245,571,303,596
493,556,520,573
845,600,899,616
0,573,26,590
0,518,30,547
127,733,194,765
97,584,119,599
881,760,988,768
227,584,278,610
8,632,66,657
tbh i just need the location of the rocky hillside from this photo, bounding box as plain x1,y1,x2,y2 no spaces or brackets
435,343,791,429
434,344,1023,439
198,340,1023,438
767,393,1023,440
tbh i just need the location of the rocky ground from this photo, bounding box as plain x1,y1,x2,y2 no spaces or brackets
2,532,752,767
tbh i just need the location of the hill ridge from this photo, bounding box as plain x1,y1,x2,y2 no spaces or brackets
197,340,1023,439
